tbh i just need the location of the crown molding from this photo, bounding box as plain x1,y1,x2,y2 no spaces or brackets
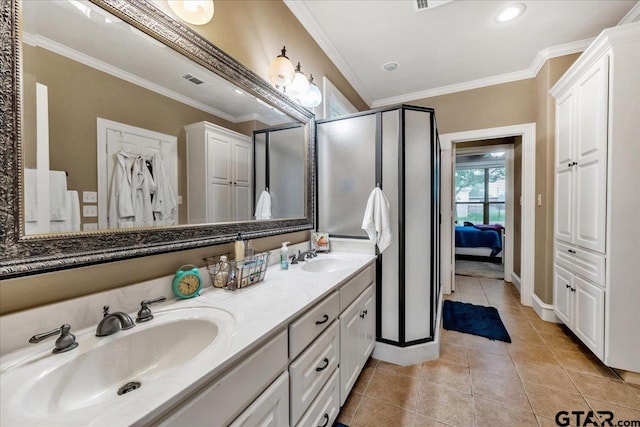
371,38,593,107
23,32,279,125
619,1,640,25
283,0,373,107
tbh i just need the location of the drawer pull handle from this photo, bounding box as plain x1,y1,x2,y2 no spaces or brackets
566,284,571,289
315,357,329,372
571,287,576,293
315,314,329,325
360,309,368,319
319,413,329,427
568,249,576,254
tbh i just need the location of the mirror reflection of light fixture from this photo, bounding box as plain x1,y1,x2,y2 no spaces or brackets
287,62,310,100
168,0,214,26
300,74,322,108
268,46,295,87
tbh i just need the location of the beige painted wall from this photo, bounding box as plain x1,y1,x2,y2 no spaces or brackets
155,0,368,113
533,53,581,303
410,54,578,304
3,0,363,315
23,45,248,226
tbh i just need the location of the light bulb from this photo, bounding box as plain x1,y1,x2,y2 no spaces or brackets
287,62,310,100
495,3,526,23
168,0,214,25
300,75,322,108
268,46,295,87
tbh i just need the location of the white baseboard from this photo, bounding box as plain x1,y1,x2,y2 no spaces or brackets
511,272,522,292
532,293,562,323
373,340,440,366
372,283,444,366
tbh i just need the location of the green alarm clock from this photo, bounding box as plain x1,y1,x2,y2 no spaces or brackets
172,265,202,299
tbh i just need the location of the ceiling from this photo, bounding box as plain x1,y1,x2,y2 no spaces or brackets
285,0,639,107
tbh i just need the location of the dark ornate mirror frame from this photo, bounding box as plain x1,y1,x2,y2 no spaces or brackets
0,0,316,278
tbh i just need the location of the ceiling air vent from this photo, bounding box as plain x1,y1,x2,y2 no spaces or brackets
182,74,204,85
415,0,454,12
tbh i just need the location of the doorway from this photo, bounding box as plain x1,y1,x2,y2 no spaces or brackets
440,123,536,307
453,142,513,282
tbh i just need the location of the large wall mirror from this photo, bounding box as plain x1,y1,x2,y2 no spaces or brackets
0,0,315,278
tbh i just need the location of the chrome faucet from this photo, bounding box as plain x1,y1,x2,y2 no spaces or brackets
29,324,79,354
96,305,135,337
296,249,317,262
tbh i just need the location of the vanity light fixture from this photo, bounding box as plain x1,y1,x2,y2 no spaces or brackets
300,74,322,108
168,0,214,26
268,46,296,87
495,3,526,23
287,62,311,100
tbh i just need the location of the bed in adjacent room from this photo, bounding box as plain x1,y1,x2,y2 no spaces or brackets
455,224,504,262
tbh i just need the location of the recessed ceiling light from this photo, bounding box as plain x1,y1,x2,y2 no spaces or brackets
495,3,526,23
382,62,399,72
234,89,243,95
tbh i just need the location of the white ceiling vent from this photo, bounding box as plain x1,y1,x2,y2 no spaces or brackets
414,0,454,12
182,74,204,85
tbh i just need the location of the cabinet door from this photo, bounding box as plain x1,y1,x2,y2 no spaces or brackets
360,285,376,362
229,372,289,427
574,55,609,253
232,140,252,221
555,90,575,244
339,295,361,406
573,276,605,359
553,264,573,326
207,135,232,222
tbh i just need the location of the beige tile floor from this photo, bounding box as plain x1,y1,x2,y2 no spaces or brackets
336,275,640,427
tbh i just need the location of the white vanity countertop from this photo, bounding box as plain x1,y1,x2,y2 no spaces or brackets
0,250,376,426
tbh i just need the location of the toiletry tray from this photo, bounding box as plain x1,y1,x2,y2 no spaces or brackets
204,251,271,291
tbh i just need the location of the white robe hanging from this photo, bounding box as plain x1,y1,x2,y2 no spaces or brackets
151,153,177,225
108,151,156,228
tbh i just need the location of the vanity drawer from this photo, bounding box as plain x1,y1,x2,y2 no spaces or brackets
159,330,287,427
295,368,340,427
340,264,375,312
229,371,289,427
289,291,339,359
556,242,605,286
289,320,339,426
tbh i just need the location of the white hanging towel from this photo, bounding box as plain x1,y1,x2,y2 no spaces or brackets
49,190,81,232
151,153,177,225
361,187,392,253
49,170,68,221
23,168,37,222
254,190,272,220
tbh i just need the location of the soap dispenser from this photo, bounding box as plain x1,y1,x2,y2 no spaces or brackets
234,233,245,263
280,242,290,270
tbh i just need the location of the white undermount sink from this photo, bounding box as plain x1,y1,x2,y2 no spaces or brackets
301,257,353,273
1,305,234,423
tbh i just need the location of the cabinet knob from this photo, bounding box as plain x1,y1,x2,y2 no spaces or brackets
571,287,576,293
315,314,329,325
566,284,571,289
315,357,329,372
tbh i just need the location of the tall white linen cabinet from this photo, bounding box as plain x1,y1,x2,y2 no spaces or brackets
550,22,640,374
184,121,252,224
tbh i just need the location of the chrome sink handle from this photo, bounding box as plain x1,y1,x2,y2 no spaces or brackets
136,296,167,323
29,324,79,354
96,305,135,337
297,249,317,262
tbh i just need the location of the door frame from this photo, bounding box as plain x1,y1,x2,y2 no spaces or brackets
97,118,178,229
453,143,514,284
440,123,536,307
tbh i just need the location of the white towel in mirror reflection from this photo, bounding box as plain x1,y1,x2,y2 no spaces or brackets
24,169,81,233
255,190,272,220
